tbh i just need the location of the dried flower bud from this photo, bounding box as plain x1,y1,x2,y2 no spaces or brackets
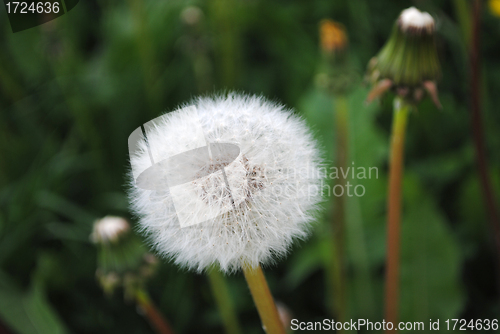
366,7,441,108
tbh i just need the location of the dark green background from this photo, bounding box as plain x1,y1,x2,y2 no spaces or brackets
1,0,500,333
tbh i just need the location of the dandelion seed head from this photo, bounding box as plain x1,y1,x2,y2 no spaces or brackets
128,93,324,273
398,7,435,34
91,216,130,244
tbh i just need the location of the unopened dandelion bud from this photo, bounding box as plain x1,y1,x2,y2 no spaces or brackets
317,20,357,95
366,7,441,107
96,270,120,296
320,19,348,58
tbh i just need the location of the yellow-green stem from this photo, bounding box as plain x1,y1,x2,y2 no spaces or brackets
242,264,286,334
384,97,410,333
207,268,243,334
135,287,175,334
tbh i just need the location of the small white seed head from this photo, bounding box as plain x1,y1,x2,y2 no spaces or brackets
91,216,130,244
398,7,435,34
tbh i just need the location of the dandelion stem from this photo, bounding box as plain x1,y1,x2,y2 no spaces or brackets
384,97,410,333
208,268,243,334
242,264,286,334
135,287,175,334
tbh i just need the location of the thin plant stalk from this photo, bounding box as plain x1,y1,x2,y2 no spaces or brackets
242,264,286,334
331,95,349,328
384,97,411,332
470,0,500,275
134,287,176,334
207,268,243,334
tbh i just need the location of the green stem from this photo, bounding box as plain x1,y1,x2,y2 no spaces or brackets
384,97,410,333
135,287,175,334
207,268,243,334
242,264,286,334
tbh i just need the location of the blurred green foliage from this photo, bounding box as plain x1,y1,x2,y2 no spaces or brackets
1,0,500,333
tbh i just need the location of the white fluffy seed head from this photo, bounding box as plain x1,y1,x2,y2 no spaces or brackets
128,93,324,273
398,7,435,34
92,216,130,244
